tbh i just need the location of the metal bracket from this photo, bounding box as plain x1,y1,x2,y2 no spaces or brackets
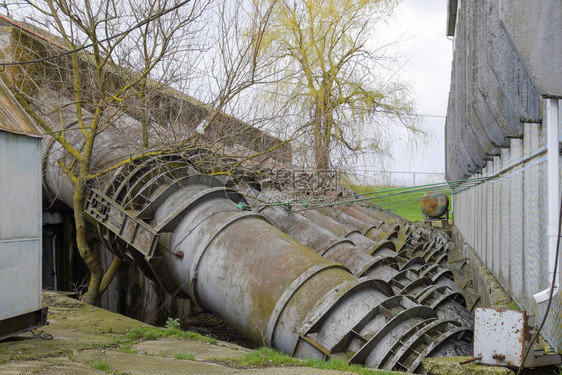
85,188,159,261
0,307,48,341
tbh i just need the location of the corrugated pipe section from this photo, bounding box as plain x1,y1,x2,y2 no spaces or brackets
97,158,472,372
239,187,473,328
41,100,472,373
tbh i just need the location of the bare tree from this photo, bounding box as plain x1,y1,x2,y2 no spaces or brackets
1,0,210,304
0,0,299,304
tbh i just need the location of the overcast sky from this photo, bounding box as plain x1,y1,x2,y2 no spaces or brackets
356,0,453,185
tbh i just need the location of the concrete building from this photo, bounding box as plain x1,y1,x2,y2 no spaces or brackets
446,0,562,350
0,78,47,339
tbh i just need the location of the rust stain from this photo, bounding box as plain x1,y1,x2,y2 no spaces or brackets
420,192,449,218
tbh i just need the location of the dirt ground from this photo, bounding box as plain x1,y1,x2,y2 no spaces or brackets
0,291,360,375
3,291,554,375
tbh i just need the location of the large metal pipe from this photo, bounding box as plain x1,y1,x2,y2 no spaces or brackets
243,189,472,327
39,94,472,372
314,204,461,279
299,205,452,278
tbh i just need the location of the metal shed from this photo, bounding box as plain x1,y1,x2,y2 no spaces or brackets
0,78,47,340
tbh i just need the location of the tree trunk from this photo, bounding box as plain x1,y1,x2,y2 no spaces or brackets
98,257,122,295
73,178,103,305
312,102,332,172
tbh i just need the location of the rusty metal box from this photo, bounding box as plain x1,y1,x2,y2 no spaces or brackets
474,308,527,367
474,307,561,368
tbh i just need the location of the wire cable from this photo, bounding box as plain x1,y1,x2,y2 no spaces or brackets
236,176,490,213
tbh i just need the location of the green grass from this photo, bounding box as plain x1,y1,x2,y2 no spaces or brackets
305,357,394,375
90,359,111,371
124,325,216,344
507,300,520,310
174,352,196,360
92,319,217,356
349,184,450,222
213,347,394,374
217,347,302,368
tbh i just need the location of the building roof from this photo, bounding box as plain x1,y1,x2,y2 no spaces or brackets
446,0,458,37
0,78,42,138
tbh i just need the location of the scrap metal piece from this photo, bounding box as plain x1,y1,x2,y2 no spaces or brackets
474,308,561,368
84,188,159,261
0,307,48,341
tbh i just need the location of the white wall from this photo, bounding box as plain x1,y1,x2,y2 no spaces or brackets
453,100,562,350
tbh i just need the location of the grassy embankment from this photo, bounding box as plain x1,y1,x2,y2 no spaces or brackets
349,184,451,222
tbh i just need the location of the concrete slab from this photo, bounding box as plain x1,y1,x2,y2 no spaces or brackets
422,357,514,375
133,339,250,360
74,349,236,375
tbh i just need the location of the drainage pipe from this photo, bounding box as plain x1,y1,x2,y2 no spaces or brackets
534,98,561,303
93,161,474,371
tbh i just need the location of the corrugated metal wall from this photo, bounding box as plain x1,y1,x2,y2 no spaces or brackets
0,131,43,321
453,100,562,350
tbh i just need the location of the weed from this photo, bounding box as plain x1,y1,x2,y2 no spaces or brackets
174,352,196,360
125,326,216,344
122,347,137,354
507,300,519,310
126,327,162,341
304,357,393,374
165,317,181,330
90,359,111,371
172,330,216,344
214,347,395,374
216,346,301,368
92,341,113,349
112,336,135,351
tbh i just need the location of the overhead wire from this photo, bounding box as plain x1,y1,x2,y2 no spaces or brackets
236,176,491,213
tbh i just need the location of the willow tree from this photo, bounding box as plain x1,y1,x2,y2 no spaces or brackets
256,0,417,171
